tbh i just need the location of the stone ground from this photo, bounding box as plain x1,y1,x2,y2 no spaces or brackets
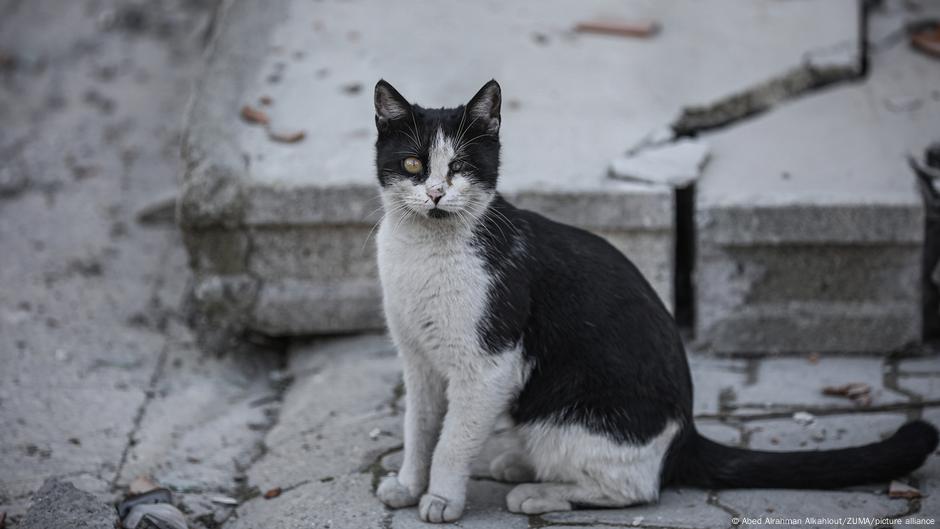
1,1,940,529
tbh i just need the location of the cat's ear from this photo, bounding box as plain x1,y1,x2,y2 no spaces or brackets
467,80,501,135
374,80,411,129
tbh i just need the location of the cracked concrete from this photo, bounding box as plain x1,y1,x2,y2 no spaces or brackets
4,0,940,528
0,1,291,527
223,335,940,528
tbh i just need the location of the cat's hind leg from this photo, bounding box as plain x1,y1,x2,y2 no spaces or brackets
489,450,535,483
507,420,681,514
506,482,631,514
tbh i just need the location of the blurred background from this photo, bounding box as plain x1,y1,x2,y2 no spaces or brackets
1,0,939,528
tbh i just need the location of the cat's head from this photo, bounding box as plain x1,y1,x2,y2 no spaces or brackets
373,79,501,221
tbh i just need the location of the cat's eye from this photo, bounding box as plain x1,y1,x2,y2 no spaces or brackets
450,161,465,173
402,157,423,174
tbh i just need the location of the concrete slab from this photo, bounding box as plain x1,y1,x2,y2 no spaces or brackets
694,13,939,353
718,489,908,528
743,412,909,451
727,357,909,416
541,488,730,528
226,335,404,528
182,0,859,335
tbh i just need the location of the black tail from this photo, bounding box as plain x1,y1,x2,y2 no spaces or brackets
674,420,939,489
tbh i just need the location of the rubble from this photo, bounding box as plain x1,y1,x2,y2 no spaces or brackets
609,139,710,188
20,479,116,529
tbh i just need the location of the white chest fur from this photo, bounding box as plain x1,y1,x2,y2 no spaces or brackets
377,218,491,372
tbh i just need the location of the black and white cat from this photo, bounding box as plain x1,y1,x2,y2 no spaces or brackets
372,79,939,523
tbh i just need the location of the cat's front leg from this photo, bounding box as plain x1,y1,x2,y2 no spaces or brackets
419,353,524,523
377,354,445,508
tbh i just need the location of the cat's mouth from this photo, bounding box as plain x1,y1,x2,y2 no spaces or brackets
427,208,450,219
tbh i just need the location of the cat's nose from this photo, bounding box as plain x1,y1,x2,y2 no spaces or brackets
426,188,445,205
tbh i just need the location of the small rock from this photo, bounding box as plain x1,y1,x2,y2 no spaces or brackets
240,105,269,125
792,411,816,426
128,476,159,495
821,382,872,406
264,487,282,499
268,129,306,144
610,139,710,188
210,495,239,506
888,480,922,499
341,82,363,95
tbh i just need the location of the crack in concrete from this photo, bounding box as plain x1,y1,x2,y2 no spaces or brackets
110,341,170,492
360,444,404,492
883,357,925,422
696,400,940,422
708,490,743,529
671,45,862,136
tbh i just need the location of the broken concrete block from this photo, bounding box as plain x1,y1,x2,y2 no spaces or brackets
20,479,117,529
181,0,859,336
609,139,710,187
694,34,938,353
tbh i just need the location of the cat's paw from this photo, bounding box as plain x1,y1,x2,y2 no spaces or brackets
419,492,464,523
506,484,572,514
376,476,420,508
489,451,535,483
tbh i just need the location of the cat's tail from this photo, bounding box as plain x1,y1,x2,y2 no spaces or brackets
673,420,938,489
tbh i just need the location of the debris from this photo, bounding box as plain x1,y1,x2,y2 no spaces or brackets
884,96,923,113
911,23,940,59
118,489,173,519
810,427,828,442
264,487,282,499
128,476,159,495
368,427,382,440
136,191,177,225
532,32,549,45
342,82,363,95
123,504,187,529
822,382,872,406
21,479,117,529
792,411,816,426
0,160,29,198
888,480,923,499
807,352,820,364
609,139,710,188
240,105,269,125
574,20,660,39
632,515,645,526
625,126,675,156
259,95,273,106
210,495,239,506
267,129,306,144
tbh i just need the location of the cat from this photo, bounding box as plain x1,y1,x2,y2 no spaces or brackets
371,79,939,523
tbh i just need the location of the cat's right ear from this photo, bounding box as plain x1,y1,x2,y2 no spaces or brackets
374,80,410,131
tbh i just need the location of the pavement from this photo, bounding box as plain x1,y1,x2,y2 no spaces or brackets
2,1,940,529
225,336,940,529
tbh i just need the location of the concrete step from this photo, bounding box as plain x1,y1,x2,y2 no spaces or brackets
181,0,859,336
693,16,939,353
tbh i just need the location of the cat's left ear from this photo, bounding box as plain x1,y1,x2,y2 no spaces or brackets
467,80,501,135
